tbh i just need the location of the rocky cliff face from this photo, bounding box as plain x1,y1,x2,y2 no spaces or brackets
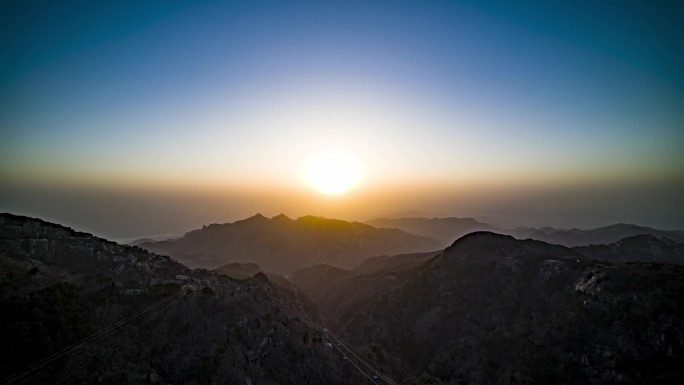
0,213,363,385
338,232,684,384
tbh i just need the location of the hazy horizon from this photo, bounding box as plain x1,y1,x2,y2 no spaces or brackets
2,0,683,240
3,179,683,242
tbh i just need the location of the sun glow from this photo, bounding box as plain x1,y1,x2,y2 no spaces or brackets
305,152,361,195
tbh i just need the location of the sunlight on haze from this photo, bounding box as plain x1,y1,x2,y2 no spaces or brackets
304,151,361,195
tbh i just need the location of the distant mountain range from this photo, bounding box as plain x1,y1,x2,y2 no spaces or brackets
138,214,443,274
366,217,495,245
509,223,684,246
136,214,684,275
367,217,684,247
0,213,362,384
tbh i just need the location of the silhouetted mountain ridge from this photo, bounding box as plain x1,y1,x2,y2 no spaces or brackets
509,223,684,246
366,217,494,245
140,214,443,273
436,231,579,266
368,216,684,247
573,233,684,265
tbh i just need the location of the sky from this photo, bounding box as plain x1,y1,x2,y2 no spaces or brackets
1,0,683,239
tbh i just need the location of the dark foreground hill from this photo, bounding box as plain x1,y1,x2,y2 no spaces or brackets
291,233,683,336
0,213,363,385
139,214,442,273
334,232,684,384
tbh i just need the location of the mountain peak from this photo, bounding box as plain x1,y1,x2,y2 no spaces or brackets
450,231,516,246
437,231,576,266
272,213,292,221
140,213,442,273
445,231,520,252
233,213,269,224
600,223,653,231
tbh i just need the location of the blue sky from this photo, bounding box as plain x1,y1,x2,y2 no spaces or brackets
1,0,683,237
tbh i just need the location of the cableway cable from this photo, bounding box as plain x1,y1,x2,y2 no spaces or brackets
1,293,180,385
288,275,398,384
51,293,182,385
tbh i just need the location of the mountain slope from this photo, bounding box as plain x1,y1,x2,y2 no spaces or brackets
351,250,440,276
573,234,684,265
338,232,684,384
510,223,684,247
368,217,684,248
292,250,442,330
291,264,402,331
0,213,363,384
140,214,442,273
214,262,264,280
366,217,494,245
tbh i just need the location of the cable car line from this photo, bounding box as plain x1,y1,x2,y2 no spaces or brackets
51,293,182,385
288,275,398,384
1,292,181,385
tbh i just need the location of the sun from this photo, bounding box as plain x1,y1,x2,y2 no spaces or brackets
304,152,361,195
